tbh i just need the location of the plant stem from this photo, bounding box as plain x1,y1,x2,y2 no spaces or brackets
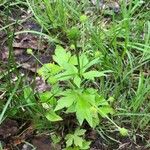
74,41,81,77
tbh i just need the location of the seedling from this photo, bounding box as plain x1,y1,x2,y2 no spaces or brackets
64,128,91,150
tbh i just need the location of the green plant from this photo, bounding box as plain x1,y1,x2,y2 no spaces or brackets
64,128,91,150
38,45,114,127
51,133,61,144
37,44,128,139
1,0,149,148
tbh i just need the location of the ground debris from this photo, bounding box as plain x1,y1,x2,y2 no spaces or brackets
0,119,18,140
13,34,47,50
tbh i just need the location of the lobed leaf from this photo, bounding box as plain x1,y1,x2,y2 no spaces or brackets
54,96,75,111
46,110,62,122
53,45,71,67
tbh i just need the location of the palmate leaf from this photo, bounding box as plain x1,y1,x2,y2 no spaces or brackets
75,95,93,127
95,94,114,117
54,89,95,127
74,91,114,127
54,90,77,111
66,103,76,113
65,128,87,148
49,63,63,74
38,63,62,76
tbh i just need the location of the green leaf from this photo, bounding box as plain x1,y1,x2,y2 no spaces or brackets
95,95,109,106
55,63,78,80
69,55,78,65
66,136,73,147
86,88,97,94
63,63,78,74
51,134,61,144
39,91,56,108
38,63,62,81
47,76,58,84
81,141,91,149
83,71,106,80
42,103,51,109
49,63,63,75
74,136,83,147
74,76,81,88
54,96,75,111
65,133,72,140
66,104,76,113
50,83,63,96
65,128,89,150
75,128,86,136
39,91,53,102
82,93,95,106
46,110,62,122
75,95,93,127
99,106,114,117
67,27,80,41
82,58,100,72
79,54,89,70
59,89,73,96
65,134,74,147
24,87,35,104
55,71,73,81
53,45,71,67
119,128,128,136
